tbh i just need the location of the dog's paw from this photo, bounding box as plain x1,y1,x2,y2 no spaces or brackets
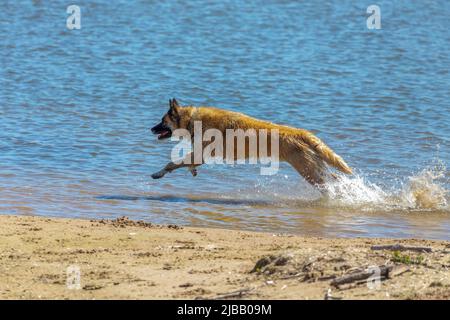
151,171,166,179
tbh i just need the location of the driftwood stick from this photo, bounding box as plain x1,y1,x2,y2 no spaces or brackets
331,266,390,287
212,288,254,300
196,288,255,300
318,275,337,281
331,264,410,288
370,244,432,253
337,277,387,290
279,272,303,280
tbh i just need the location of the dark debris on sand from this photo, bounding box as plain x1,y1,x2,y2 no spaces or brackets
91,216,182,230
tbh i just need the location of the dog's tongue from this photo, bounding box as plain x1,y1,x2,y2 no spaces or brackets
158,130,170,139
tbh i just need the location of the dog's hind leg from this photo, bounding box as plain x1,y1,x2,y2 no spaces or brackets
284,146,327,187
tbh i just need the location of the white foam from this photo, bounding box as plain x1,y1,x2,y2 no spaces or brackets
321,174,388,207
322,162,449,212
246,161,449,213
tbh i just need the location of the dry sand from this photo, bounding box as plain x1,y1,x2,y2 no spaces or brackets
0,214,449,300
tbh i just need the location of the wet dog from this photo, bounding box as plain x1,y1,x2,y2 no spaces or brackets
151,99,352,187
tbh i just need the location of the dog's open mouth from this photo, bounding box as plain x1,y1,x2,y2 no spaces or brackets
151,123,172,140
157,129,172,140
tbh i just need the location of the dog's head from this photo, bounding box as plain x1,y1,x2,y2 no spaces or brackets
151,98,184,140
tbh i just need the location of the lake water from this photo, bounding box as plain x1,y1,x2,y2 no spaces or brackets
1,0,449,240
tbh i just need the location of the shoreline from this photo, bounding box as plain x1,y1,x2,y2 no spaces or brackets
0,214,449,299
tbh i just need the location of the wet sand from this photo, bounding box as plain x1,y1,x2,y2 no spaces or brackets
0,214,449,300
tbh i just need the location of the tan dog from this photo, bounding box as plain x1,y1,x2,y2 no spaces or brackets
151,99,352,186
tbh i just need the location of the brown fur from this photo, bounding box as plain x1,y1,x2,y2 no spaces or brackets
151,99,352,186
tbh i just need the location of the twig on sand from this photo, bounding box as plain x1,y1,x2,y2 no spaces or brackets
331,265,410,288
331,266,389,287
318,275,337,281
279,272,303,280
197,288,256,300
389,265,410,277
370,244,432,253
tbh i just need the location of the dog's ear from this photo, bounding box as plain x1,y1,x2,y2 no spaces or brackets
172,98,180,109
169,98,181,114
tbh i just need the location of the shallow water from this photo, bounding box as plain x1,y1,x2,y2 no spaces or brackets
1,1,449,239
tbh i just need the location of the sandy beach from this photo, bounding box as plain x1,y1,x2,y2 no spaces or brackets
0,214,449,300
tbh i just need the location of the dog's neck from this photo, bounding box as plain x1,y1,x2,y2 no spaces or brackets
184,107,198,135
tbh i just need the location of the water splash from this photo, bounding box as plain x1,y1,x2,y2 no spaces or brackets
243,161,449,213
397,164,448,210
320,161,449,212
321,174,388,208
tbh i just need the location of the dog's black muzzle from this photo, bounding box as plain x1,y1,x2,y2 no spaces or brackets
151,122,172,140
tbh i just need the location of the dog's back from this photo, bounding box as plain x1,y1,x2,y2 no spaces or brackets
151,101,352,187
192,107,352,185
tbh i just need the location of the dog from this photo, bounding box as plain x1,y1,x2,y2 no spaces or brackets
151,98,352,187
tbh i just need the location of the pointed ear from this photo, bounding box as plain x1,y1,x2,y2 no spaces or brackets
172,98,180,109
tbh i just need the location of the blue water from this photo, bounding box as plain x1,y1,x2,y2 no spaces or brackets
1,0,449,239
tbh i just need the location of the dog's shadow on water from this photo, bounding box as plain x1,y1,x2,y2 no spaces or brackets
96,194,274,206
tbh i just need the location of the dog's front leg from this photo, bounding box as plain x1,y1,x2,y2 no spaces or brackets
151,161,183,179
151,153,202,179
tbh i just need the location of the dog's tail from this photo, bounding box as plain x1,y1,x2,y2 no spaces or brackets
300,131,353,174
